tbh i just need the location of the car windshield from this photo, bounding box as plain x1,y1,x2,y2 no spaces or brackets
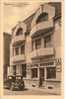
16,76,21,80
8,76,12,79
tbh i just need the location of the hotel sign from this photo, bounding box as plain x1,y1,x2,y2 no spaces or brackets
55,58,62,72
55,58,62,65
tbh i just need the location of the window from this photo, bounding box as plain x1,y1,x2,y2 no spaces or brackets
31,68,38,78
21,45,25,54
47,67,56,79
16,28,23,36
32,40,34,51
44,35,52,47
40,62,54,66
15,47,19,55
35,38,41,49
22,64,26,77
36,13,48,24
12,47,14,56
13,65,16,75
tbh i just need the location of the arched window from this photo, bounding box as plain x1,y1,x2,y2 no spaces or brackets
16,27,23,36
36,13,48,24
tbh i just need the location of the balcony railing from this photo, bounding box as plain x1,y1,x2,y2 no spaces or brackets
12,35,25,44
31,47,54,58
30,20,53,37
11,54,25,62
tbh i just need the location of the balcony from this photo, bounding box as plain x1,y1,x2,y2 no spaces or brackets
11,54,25,62
31,48,54,58
12,35,25,44
30,20,53,37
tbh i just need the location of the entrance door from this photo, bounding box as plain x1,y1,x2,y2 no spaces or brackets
39,68,44,87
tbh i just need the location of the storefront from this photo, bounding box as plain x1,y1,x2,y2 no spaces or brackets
24,57,61,90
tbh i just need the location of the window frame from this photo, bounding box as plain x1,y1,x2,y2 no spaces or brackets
21,45,25,54
15,47,19,55
47,67,56,79
21,64,26,78
16,27,23,36
44,35,52,48
31,68,38,78
13,65,16,75
35,38,41,49
36,12,48,24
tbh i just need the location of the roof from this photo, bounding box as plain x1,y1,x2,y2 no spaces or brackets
11,3,61,32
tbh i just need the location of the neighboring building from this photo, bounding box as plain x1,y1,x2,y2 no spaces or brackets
9,3,62,93
3,33,11,81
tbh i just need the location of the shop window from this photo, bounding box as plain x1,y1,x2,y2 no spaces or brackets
44,35,52,47
35,38,41,49
21,45,25,54
36,13,48,24
16,28,23,36
15,47,19,55
13,65,16,75
47,67,56,79
22,64,26,77
31,68,38,78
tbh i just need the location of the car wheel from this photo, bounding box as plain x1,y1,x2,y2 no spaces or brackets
10,85,14,91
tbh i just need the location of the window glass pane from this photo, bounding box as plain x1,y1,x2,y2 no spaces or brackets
21,45,25,54
35,38,41,49
12,47,14,56
16,28,23,36
36,13,48,24
13,65,16,75
44,35,52,47
31,68,38,78
32,40,34,51
22,64,26,77
47,67,56,79
40,62,54,66
15,47,19,55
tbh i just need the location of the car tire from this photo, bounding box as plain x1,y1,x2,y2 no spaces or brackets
10,85,14,91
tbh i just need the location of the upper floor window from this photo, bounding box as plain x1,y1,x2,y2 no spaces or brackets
14,43,25,55
36,13,48,24
16,28,23,36
32,40,34,51
44,35,52,48
21,45,25,54
15,47,19,55
32,38,41,51
35,38,41,49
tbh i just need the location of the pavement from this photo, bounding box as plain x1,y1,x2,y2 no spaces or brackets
29,87,61,95
4,87,61,95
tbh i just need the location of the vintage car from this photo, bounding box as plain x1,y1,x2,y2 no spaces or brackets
4,76,13,89
4,75,25,91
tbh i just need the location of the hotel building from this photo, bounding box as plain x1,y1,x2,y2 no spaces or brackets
9,3,62,92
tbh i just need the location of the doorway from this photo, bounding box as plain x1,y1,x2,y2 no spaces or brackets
39,68,44,87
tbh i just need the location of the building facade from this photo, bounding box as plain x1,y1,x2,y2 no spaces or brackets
3,33,11,81
9,3,62,93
